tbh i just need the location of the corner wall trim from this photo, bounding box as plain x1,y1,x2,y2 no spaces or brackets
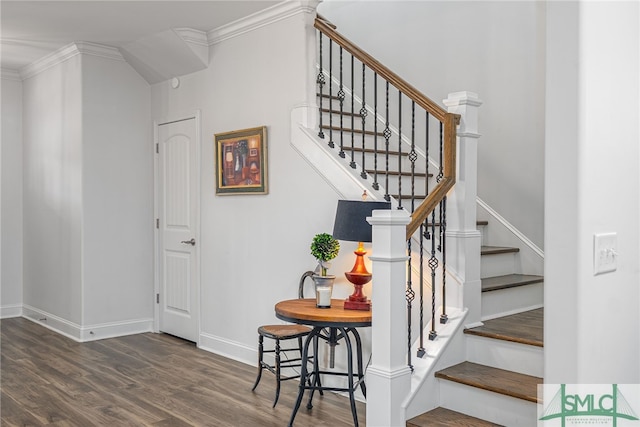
1,304,22,319
21,305,153,342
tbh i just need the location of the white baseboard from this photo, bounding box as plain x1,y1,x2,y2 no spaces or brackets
1,304,22,318
199,331,256,367
22,305,153,342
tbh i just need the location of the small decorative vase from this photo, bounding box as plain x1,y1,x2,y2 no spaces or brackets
312,275,335,308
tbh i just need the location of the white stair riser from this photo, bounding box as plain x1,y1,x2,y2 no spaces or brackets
481,282,543,320
466,335,543,377
439,380,538,426
481,252,518,278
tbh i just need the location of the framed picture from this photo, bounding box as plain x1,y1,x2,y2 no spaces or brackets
214,126,268,195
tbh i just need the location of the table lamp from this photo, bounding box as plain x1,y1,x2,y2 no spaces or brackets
332,197,391,310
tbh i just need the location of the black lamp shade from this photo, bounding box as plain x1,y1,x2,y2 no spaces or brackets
332,200,391,243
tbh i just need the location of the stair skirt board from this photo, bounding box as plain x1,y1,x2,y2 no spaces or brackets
438,380,538,427
404,307,468,420
481,282,543,320
465,334,543,378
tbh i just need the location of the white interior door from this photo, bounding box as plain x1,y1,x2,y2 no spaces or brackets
157,117,199,342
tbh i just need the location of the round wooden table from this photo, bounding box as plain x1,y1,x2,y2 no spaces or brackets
275,299,371,427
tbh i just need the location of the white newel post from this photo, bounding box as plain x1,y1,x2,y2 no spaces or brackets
442,91,483,327
366,209,412,427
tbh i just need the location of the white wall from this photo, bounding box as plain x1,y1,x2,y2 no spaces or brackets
21,46,153,338
545,1,639,383
317,0,546,249
1,74,23,317
22,55,84,324
151,9,360,363
81,54,153,327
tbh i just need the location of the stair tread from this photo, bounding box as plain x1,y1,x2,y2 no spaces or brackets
435,361,542,403
407,407,503,427
482,274,544,292
465,308,544,347
481,245,520,255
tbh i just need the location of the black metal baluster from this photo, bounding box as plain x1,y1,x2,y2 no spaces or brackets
338,47,345,158
417,220,426,358
437,117,447,324
406,237,414,372
440,196,448,324
418,110,430,352
350,55,356,169
372,74,380,191
428,207,438,341
397,92,402,208
360,63,367,179
409,101,417,214
317,32,325,139
328,40,334,148
425,111,430,198
437,122,444,183
383,82,391,202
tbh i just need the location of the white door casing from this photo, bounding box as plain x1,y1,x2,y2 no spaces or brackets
155,113,200,343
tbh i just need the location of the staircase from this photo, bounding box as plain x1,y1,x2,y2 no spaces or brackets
407,221,544,426
298,15,544,426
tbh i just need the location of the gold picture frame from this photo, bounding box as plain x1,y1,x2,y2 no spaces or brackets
214,126,268,195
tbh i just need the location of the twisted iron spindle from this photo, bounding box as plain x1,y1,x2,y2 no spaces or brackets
397,91,403,208
350,55,356,169
383,82,391,202
372,74,380,191
317,32,325,139
328,39,334,148
440,197,448,325
428,207,438,341
360,63,367,179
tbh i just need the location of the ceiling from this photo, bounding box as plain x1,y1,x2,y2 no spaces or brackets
0,1,281,72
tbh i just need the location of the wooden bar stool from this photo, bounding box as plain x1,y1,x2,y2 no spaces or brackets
251,271,318,407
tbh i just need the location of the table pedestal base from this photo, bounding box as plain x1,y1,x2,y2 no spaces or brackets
287,326,366,427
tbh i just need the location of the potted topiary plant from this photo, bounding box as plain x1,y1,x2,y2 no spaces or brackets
310,233,340,308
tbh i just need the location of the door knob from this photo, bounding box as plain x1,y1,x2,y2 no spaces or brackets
181,238,196,246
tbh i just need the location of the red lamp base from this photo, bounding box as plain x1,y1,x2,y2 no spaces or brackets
344,298,371,310
343,243,373,311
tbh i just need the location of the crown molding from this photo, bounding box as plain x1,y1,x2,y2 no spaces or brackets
1,69,22,81
207,0,319,45
20,41,124,80
173,28,208,47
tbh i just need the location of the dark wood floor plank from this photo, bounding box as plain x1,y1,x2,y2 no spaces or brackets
1,317,364,427
435,362,542,403
465,308,544,347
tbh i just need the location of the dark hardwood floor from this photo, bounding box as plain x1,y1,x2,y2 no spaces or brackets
1,317,365,426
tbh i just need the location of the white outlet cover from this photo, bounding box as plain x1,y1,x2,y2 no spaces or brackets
594,232,617,275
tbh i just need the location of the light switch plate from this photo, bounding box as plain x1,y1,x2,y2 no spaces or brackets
594,232,617,275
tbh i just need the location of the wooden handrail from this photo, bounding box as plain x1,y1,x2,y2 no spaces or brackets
315,17,447,123
406,113,458,238
314,17,459,239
